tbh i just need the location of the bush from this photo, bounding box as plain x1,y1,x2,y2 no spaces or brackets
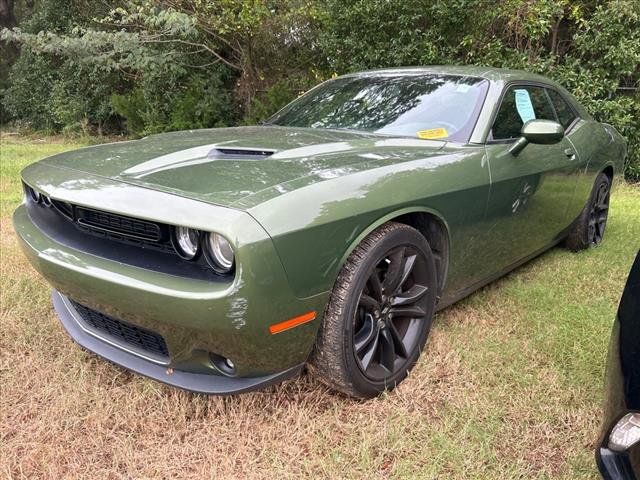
242,76,321,125
2,51,59,131
111,68,236,136
1,0,120,133
3,50,122,134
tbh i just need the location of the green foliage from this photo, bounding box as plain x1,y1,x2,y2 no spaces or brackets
243,76,322,125
317,0,640,180
3,51,58,130
1,0,121,132
2,47,122,134
169,76,235,131
564,0,640,180
1,0,638,179
110,90,145,136
1,0,319,135
111,70,236,136
317,1,443,72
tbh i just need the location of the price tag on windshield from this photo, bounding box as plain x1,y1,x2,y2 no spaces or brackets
417,128,448,139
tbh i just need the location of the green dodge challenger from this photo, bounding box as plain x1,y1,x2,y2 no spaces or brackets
14,66,626,398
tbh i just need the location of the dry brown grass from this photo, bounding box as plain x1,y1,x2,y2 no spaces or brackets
1,137,638,479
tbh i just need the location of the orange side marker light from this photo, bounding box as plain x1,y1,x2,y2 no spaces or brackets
269,311,317,335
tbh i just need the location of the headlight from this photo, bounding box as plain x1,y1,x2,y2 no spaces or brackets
205,232,234,273
609,413,640,452
27,185,41,203
173,226,200,260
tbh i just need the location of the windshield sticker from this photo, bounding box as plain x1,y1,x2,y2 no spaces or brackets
514,89,536,123
417,128,448,139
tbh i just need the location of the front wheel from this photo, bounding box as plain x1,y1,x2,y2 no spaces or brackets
309,222,438,398
565,172,611,251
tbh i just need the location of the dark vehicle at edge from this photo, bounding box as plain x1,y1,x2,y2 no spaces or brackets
598,250,640,479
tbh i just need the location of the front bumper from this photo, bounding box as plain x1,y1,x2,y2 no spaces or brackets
52,291,302,394
13,168,329,392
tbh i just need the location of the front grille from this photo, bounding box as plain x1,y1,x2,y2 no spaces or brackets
70,300,169,360
76,207,162,242
23,183,227,278
51,199,73,219
76,224,176,254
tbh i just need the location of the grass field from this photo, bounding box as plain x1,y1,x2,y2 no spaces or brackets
1,133,639,479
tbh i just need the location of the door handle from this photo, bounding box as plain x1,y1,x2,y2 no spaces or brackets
564,148,576,160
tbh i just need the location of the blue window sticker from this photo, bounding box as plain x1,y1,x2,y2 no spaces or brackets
514,89,536,123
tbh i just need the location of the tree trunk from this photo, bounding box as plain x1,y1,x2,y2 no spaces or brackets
0,0,16,28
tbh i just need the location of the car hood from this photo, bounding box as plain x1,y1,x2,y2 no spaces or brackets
40,126,448,208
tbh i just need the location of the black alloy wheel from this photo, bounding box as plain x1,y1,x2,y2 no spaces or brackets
354,245,430,380
310,222,438,398
589,180,610,245
565,172,612,251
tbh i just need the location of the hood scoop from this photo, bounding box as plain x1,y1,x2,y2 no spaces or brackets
119,144,277,178
208,147,275,160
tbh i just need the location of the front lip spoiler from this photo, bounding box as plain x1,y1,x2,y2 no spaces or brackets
52,290,303,395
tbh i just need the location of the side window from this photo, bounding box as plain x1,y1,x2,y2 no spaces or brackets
547,89,577,129
491,86,557,140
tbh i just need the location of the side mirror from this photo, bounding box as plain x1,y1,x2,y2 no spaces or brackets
509,120,565,155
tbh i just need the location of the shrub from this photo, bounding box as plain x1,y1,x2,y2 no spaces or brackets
111,69,236,136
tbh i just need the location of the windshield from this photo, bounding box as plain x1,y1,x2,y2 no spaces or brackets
268,74,489,142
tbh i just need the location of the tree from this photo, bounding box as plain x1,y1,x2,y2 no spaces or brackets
1,0,638,179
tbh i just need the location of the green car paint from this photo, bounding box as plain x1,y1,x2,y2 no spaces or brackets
13,66,627,393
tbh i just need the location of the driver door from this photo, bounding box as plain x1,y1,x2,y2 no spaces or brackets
482,84,581,271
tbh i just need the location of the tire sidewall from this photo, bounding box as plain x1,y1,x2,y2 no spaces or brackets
565,172,612,251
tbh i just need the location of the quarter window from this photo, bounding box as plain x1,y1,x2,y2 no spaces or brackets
547,89,577,129
491,86,557,140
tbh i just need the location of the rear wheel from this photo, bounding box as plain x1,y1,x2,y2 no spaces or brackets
565,172,611,251
309,222,437,398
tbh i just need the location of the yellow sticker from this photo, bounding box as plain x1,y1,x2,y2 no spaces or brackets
417,128,448,140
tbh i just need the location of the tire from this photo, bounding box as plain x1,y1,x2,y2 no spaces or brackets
309,222,438,399
564,172,612,251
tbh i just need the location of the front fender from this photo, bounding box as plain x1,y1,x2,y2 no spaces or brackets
248,147,489,299
334,205,451,292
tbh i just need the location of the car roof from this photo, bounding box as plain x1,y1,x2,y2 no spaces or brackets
345,65,556,86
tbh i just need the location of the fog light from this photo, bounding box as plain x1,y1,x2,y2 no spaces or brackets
609,413,640,452
173,226,200,260
209,352,236,376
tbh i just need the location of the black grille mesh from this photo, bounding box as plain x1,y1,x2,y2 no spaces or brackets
70,300,169,359
51,199,73,219
76,207,161,242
